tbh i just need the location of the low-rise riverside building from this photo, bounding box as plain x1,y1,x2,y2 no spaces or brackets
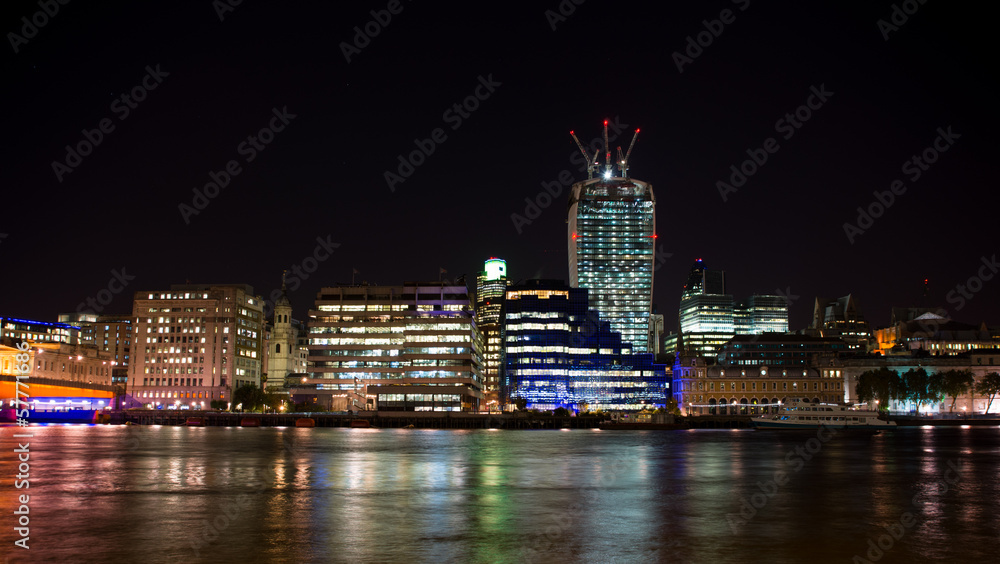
672,334,1000,415
128,284,264,409
874,312,996,356
1,338,116,409
302,282,485,412
500,279,669,412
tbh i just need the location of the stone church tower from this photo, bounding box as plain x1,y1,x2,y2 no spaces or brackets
266,273,297,392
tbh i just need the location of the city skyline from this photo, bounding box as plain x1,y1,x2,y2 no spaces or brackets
4,4,999,563
2,2,997,336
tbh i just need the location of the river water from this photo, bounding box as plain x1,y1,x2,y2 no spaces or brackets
1,425,998,563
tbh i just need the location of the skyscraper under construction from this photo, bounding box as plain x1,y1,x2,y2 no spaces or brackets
567,121,656,352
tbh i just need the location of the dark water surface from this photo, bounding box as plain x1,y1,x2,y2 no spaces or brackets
2,425,999,563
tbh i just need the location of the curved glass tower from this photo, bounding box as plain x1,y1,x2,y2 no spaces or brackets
475,257,508,408
568,177,656,353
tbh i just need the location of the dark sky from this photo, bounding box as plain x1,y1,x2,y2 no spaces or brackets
2,0,996,331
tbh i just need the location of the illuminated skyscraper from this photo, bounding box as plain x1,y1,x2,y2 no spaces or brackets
567,122,654,353
475,258,508,408
678,259,789,355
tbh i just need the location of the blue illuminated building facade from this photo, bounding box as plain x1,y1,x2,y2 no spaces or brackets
500,280,668,411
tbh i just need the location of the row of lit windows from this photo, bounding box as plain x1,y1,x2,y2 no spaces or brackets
318,304,466,312
312,336,472,348
29,359,110,376
148,346,203,354
313,370,472,380
380,394,461,402
144,377,204,386
682,381,842,392
506,323,571,332
141,391,211,399
315,326,401,334
147,317,210,324
505,312,563,320
512,369,651,378
505,345,616,354
143,367,207,375
324,359,469,368
146,293,210,300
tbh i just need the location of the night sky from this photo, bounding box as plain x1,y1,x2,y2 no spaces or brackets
2,0,996,331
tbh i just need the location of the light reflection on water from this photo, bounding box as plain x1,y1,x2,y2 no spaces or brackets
1,426,999,563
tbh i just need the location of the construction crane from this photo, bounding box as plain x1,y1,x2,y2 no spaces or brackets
618,128,640,178
571,121,641,180
570,130,601,179
602,120,611,179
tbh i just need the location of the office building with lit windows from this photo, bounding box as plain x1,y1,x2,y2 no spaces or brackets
679,260,736,354
1,317,80,345
475,257,508,409
303,282,484,412
568,177,656,352
500,279,668,412
58,313,133,386
128,284,264,409
678,260,789,356
738,295,790,335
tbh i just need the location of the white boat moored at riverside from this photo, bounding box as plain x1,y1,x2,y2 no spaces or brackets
751,398,897,430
